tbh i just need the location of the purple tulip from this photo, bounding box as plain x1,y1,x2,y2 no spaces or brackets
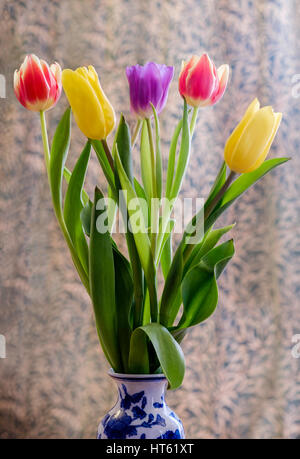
126,62,174,119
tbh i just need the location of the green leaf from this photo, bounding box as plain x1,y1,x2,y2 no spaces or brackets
134,178,147,200
160,219,175,280
129,323,185,390
112,244,134,373
166,118,183,199
126,233,144,330
179,268,218,329
114,146,158,322
80,200,92,237
161,218,231,328
49,107,71,219
63,166,71,183
89,187,122,372
183,224,235,277
224,158,289,207
134,178,149,227
201,239,235,279
114,116,144,329
180,157,289,251
63,166,89,205
91,140,117,197
160,225,235,329
160,241,184,327
107,185,118,232
142,289,151,326
205,157,290,232
151,104,163,199
115,114,133,186
155,104,190,265
177,240,235,329
48,108,90,292
63,141,91,274
161,233,172,280
140,120,153,204
170,100,190,199
171,328,188,345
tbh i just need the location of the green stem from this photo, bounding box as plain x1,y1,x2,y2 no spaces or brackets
156,114,221,266
153,105,196,266
39,111,90,293
183,159,225,266
41,111,89,205
146,118,157,198
190,107,199,137
101,138,114,172
156,101,190,264
155,202,173,266
204,170,236,220
58,213,90,291
131,119,142,148
182,236,196,264
40,111,50,172
126,232,144,329
146,118,158,256
183,170,237,255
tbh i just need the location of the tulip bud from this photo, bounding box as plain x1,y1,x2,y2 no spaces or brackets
126,62,174,119
179,53,229,108
224,98,282,173
14,54,62,111
62,66,115,140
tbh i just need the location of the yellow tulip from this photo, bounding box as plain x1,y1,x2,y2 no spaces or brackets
62,66,115,140
224,98,282,173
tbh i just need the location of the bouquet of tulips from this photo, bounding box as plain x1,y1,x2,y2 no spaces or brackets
14,53,288,389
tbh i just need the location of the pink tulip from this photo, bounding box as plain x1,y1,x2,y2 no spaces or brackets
179,53,229,107
14,54,62,111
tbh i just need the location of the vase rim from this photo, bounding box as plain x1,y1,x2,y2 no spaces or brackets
108,368,166,381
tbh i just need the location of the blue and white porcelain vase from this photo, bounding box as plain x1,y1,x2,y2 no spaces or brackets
97,370,184,439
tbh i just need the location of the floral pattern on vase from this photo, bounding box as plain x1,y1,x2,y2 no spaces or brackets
97,371,184,439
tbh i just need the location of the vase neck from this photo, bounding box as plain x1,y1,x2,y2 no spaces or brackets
110,374,168,408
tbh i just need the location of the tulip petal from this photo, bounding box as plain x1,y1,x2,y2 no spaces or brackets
40,59,53,87
50,63,62,106
179,56,198,97
40,60,62,110
62,69,106,140
186,53,216,102
210,64,229,105
229,106,280,173
22,55,52,111
139,62,163,118
86,66,116,136
50,63,62,85
244,112,282,172
126,65,141,116
13,70,22,101
224,98,260,169
157,65,174,114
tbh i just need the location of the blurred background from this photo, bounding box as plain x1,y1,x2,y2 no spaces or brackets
0,0,300,439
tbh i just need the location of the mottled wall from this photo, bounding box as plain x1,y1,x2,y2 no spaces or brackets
0,0,300,439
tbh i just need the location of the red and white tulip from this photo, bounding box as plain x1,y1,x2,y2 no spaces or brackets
14,54,62,112
179,53,229,107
